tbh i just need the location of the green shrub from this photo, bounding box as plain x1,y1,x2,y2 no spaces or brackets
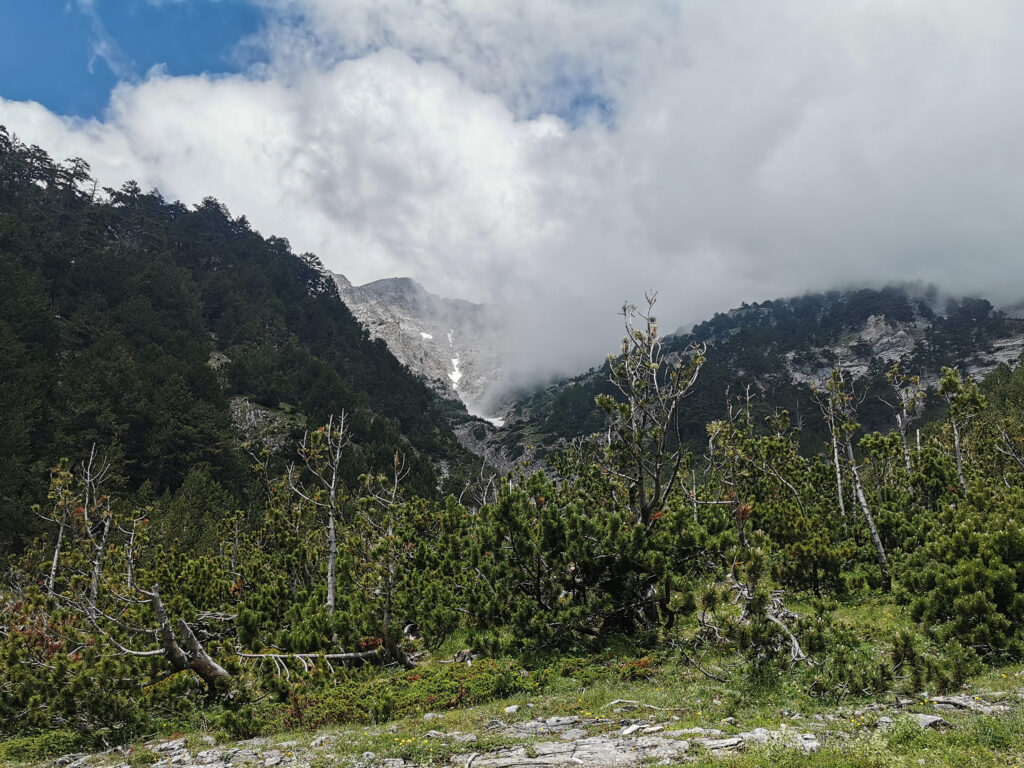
0,730,82,763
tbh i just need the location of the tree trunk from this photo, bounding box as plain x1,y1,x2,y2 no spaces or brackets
845,440,891,593
47,522,64,596
952,420,968,495
326,509,337,613
150,585,230,697
831,430,847,521
88,515,112,616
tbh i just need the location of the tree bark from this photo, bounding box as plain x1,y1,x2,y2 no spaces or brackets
845,440,891,593
149,585,230,697
952,420,968,495
47,522,64,596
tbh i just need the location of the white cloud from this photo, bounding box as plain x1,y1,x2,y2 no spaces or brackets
5,0,1024,387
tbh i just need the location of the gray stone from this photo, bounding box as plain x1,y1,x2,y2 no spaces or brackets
558,729,587,741
153,740,189,754
693,737,744,750
737,727,774,744
544,716,579,729
912,713,949,730
677,727,725,737
310,735,335,748
640,725,663,734
504,705,521,714
424,712,445,721
620,725,642,736
54,754,91,767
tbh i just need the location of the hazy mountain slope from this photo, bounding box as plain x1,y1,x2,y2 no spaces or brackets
333,273,508,421
486,286,1024,464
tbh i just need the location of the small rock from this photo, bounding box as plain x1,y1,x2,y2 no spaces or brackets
276,741,298,748
262,750,282,767
558,728,587,741
678,727,725,737
876,717,894,730
504,704,520,714
424,712,445,721
695,736,744,750
153,740,189,754
912,713,949,730
737,728,773,744
361,752,376,761
453,733,479,744
201,735,218,746
310,735,335,748
54,754,91,767
722,717,738,726
641,725,664,734
545,716,579,728
621,724,642,736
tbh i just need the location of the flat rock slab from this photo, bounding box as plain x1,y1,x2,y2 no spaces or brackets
454,734,691,767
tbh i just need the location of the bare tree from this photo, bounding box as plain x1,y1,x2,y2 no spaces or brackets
596,292,705,527
814,368,891,592
884,363,927,473
287,413,351,614
79,444,114,617
938,367,986,495
357,451,415,669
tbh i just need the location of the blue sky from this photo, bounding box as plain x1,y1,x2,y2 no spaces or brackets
0,0,264,117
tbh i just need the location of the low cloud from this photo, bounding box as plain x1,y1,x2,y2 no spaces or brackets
5,1,1024,385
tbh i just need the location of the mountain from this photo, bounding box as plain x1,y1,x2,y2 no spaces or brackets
0,127,474,551
333,273,508,422
483,286,1024,465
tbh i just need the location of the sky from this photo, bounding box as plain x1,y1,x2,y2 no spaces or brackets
2,1,1024,387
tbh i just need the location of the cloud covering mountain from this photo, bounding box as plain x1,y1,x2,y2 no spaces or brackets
4,1,1024,385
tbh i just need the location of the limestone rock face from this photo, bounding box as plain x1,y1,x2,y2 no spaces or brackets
333,274,508,423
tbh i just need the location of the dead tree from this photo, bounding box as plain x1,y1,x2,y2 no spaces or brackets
61,505,233,698
938,367,986,495
884,363,926,474
357,452,416,669
79,444,114,616
814,368,891,592
595,292,705,527
287,413,351,614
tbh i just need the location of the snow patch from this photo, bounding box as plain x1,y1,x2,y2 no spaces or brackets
449,355,463,388
420,332,433,340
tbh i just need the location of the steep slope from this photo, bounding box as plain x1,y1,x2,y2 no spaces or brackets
333,273,508,422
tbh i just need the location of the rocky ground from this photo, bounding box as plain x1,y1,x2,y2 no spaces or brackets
43,691,1022,768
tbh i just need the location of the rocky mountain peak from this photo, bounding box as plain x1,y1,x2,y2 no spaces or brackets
333,273,508,423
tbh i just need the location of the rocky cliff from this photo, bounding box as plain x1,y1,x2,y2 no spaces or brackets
333,274,508,423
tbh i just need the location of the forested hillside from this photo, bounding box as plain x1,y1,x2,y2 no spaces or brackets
0,127,471,552
493,287,1024,462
